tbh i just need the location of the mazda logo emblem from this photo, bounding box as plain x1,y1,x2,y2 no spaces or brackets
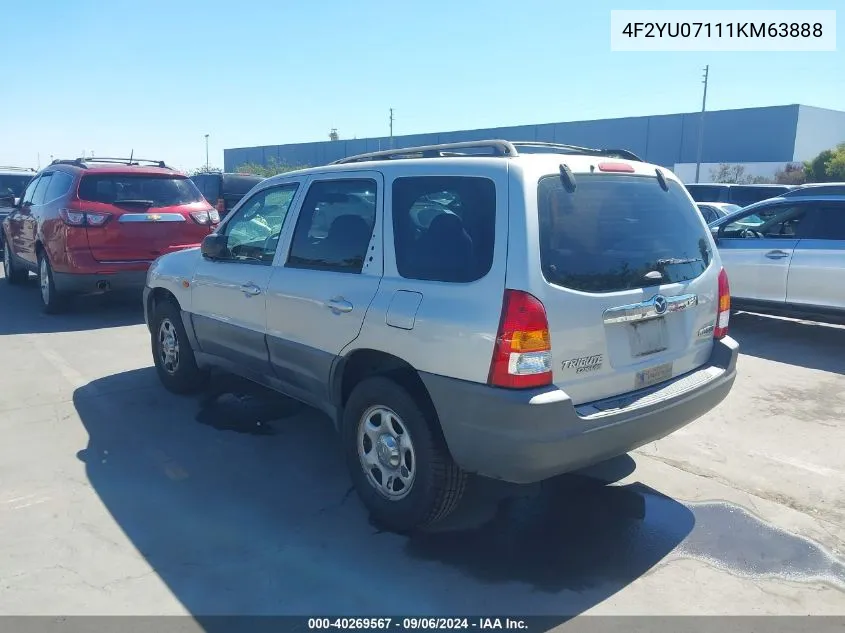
654,295,668,315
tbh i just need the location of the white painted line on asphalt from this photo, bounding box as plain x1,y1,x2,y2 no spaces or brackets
748,449,845,479
9,498,51,511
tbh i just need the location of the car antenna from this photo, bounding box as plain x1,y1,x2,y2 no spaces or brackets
129,149,135,165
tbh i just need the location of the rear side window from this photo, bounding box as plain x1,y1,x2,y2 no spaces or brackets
78,175,204,206
802,202,845,240
393,176,496,283
287,179,377,273
538,174,712,293
44,171,74,203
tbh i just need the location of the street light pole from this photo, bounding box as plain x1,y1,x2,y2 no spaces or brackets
694,65,709,184
204,134,210,172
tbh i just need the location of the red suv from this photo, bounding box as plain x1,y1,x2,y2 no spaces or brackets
2,157,219,312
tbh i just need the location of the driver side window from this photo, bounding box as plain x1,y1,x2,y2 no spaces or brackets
219,183,299,264
721,204,810,239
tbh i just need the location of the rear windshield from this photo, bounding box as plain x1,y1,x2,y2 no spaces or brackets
684,184,728,202
538,174,712,293
0,175,33,198
78,175,204,206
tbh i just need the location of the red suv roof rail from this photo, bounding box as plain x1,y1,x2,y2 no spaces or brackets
50,157,171,170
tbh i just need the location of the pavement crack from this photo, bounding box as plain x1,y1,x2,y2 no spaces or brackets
314,485,355,516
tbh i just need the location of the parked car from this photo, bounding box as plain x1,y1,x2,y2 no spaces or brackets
144,139,738,533
0,166,36,253
190,172,264,220
709,192,845,321
685,183,795,206
696,202,741,224
778,182,845,198
2,157,219,312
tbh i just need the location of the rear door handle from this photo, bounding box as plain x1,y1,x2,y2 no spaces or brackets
326,297,353,314
765,250,790,260
240,282,262,297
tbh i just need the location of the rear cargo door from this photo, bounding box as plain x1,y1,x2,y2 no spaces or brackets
79,174,214,262
535,173,720,405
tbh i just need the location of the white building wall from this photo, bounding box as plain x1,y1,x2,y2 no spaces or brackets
793,106,845,161
672,162,789,183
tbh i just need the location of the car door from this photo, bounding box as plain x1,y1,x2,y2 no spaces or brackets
264,173,383,410
715,202,811,303
785,201,845,311
189,180,304,381
19,173,53,266
6,175,40,261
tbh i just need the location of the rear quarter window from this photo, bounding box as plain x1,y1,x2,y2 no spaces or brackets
538,174,713,293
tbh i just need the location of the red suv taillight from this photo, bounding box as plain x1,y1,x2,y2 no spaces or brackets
488,290,553,389
190,209,220,225
59,209,111,227
714,267,730,340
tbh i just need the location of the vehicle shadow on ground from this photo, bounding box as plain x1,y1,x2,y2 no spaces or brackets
731,311,845,374
73,368,694,619
0,273,144,335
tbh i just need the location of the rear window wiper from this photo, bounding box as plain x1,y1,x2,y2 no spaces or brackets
114,199,155,206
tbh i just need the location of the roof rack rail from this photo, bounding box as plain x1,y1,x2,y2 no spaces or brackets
0,165,37,172
509,142,643,162
331,139,643,165
331,140,518,164
50,157,171,169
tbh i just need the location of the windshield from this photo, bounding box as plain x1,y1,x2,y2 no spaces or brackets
538,174,712,293
0,174,33,199
78,175,204,206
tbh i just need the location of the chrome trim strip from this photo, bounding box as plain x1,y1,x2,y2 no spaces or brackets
118,213,186,223
603,293,698,324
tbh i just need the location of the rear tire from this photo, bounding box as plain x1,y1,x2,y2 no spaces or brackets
3,239,28,285
38,252,65,313
151,299,208,394
342,376,466,534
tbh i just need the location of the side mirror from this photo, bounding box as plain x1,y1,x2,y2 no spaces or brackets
201,233,229,260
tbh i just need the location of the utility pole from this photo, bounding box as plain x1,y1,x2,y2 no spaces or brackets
694,65,709,184
389,108,394,149
204,134,210,172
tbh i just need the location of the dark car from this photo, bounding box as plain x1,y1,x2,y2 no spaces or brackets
685,183,796,207
0,166,37,252
778,182,845,198
190,172,264,220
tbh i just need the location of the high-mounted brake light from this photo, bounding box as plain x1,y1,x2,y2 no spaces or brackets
59,209,111,227
488,290,553,389
597,162,635,173
714,267,730,339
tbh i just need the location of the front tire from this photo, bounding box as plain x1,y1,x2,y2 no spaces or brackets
342,376,466,533
38,253,65,313
151,300,208,394
3,239,28,285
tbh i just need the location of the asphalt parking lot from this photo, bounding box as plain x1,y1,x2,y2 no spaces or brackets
1,269,844,619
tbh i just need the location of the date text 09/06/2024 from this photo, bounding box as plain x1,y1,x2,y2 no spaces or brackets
621,22,823,38
307,618,529,631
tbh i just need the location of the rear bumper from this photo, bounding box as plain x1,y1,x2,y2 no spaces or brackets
420,337,739,484
53,270,149,295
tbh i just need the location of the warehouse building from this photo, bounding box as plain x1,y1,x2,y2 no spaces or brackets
224,104,845,182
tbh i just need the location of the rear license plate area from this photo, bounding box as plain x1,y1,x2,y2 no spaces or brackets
628,317,668,357
635,362,673,390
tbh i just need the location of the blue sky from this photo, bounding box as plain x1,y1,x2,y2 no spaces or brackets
0,0,841,171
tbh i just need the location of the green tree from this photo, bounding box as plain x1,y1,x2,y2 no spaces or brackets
187,166,222,176
824,144,845,180
233,157,309,177
803,148,835,182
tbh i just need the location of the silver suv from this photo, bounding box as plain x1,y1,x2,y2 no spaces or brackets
143,140,738,533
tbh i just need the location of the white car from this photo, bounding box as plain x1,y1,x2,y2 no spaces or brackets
143,140,738,532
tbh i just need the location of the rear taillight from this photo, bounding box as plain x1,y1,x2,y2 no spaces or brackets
190,209,220,225
59,209,111,227
488,290,553,389
714,267,730,339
